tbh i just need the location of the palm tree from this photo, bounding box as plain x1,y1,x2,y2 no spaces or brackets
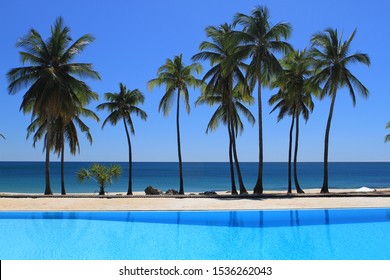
196,86,255,194
97,83,147,195
269,50,316,194
233,6,293,194
148,54,202,195
7,17,100,195
310,28,370,193
77,163,122,195
385,122,390,142
27,108,99,195
192,24,251,194
0,134,5,140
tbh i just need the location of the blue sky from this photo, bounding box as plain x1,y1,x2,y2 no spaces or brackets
0,0,388,162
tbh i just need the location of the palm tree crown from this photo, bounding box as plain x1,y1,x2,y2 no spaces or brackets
8,17,100,118
309,28,370,193
97,83,147,195
148,54,203,116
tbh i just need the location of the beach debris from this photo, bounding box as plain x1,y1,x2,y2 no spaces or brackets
165,189,179,195
144,186,163,195
354,187,377,192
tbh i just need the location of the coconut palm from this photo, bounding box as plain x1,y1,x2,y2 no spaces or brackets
385,122,390,142
77,163,122,195
148,54,202,195
196,85,255,194
310,28,370,193
233,6,293,194
193,24,251,194
269,50,316,194
7,17,100,195
97,83,147,195
27,108,99,195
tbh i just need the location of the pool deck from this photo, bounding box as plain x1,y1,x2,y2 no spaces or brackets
1,189,390,211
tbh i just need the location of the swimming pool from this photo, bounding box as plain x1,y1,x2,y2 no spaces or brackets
1,208,389,260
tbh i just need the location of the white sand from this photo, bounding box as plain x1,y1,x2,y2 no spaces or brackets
1,189,390,211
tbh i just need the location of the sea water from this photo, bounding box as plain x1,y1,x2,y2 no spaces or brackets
0,162,389,194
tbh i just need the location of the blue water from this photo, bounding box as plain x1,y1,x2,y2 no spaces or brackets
1,209,390,260
0,162,389,194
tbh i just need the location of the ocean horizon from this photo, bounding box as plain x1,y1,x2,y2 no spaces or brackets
0,161,389,194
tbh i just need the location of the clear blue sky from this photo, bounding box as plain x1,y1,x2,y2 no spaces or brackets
0,0,388,162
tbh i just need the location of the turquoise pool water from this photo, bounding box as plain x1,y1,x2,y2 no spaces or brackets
1,209,390,260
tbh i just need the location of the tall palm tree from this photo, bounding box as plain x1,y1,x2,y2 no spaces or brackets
148,54,202,195
233,6,293,194
269,50,316,194
193,24,251,194
97,83,147,195
27,108,99,195
7,17,100,195
310,28,370,193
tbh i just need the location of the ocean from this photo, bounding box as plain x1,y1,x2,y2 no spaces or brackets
0,162,389,194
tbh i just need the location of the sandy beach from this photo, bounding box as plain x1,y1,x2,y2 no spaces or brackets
1,188,390,211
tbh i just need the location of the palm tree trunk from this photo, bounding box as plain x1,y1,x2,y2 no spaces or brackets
44,116,53,195
228,124,237,195
287,115,294,194
176,89,184,194
230,121,247,194
254,73,264,194
123,117,133,195
60,131,66,195
227,76,246,194
294,114,304,193
321,93,337,193
99,184,105,195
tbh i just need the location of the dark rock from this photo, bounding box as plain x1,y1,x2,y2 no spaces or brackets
199,191,218,196
165,189,179,195
144,186,163,195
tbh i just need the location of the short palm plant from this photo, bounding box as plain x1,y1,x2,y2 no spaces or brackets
77,163,122,195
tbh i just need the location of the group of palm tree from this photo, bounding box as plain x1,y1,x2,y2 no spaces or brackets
6,6,371,196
